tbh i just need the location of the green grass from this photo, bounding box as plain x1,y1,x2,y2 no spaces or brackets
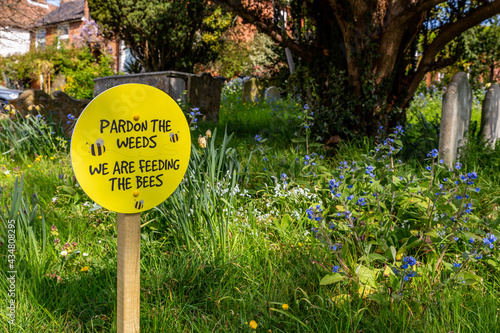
1,90,500,332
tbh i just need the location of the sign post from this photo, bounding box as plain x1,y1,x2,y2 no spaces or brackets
117,213,141,332
70,84,191,332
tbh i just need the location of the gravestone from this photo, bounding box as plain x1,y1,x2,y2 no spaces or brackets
242,78,263,102
93,71,224,122
480,83,500,147
438,72,472,167
11,89,89,137
264,86,280,101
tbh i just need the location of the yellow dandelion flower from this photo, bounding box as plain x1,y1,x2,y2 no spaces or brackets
28,165,31,168
50,157,54,160
81,266,89,272
6,174,11,178
249,320,258,329
298,242,303,247
282,304,289,310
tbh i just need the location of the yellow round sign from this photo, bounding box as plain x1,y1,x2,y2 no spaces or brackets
70,84,191,213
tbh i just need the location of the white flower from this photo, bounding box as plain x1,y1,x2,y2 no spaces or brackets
61,250,68,256
83,253,89,256
52,197,58,203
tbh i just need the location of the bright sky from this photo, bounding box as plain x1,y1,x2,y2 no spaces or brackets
46,0,60,6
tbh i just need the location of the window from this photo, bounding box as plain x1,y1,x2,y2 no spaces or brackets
36,29,46,48
57,24,69,47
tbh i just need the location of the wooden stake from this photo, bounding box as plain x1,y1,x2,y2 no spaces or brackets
117,213,141,333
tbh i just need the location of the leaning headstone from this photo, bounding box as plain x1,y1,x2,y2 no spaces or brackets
480,83,500,147
11,89,89,137
264,86,280,101
438,72,472,167
242,78,263,102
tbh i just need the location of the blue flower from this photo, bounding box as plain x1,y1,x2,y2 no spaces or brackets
427,149,438,158
255,134,262,142
455,162,462,170
426,166,432,171
332,265,339,273
403,256,417,266
469,237,474,243
453,262,461,268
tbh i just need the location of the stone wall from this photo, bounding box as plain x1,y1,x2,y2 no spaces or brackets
93,71,224,122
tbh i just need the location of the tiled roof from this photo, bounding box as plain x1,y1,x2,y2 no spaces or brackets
0,0,54,30
36,0,84,27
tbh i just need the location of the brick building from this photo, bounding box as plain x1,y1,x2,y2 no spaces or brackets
0,0,55,57
32,0,122,73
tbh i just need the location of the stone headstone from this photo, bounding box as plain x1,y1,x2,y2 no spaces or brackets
168,77,186,102
480,83,500,147
242,78,263,102
264,86,280,101
93,71,223,122
10,89,89,137
438,72,472,167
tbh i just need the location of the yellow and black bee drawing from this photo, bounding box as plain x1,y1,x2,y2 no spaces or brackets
135,200,144,210
170,132,179,143
90,138,105,156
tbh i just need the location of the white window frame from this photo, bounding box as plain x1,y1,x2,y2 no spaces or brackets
57,23,69,47
36,29,46,48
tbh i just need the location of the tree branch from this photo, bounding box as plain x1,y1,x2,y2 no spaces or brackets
406,0,500,102
413,0,448,14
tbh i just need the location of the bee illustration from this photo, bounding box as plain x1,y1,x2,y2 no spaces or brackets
90,138,105,156
135,200,144,210
170,132,179,143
